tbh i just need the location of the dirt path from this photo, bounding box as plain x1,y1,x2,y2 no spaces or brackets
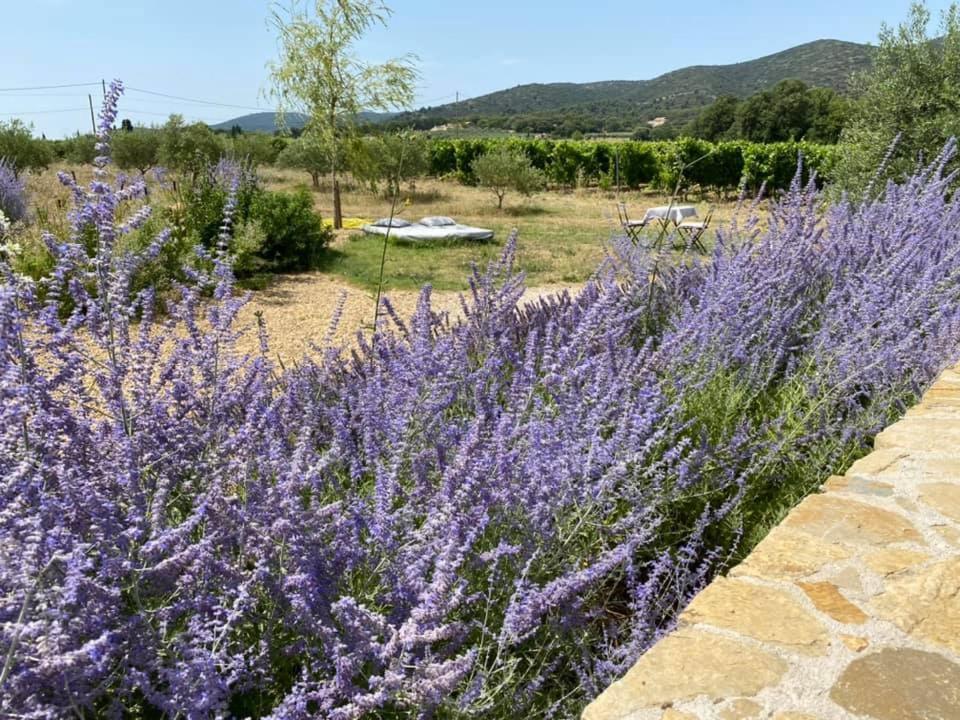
237,272,582,363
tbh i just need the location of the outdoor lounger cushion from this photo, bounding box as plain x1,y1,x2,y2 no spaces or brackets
370,217,413,227
362,219,494,242
418,216,458,227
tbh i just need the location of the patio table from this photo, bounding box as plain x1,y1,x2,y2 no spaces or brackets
641,205,699,228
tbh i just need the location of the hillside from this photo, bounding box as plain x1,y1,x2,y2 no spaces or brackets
211,110,395,133
210,112,307,133
394,39,874,133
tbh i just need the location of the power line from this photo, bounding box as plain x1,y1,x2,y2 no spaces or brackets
0,93,92,98
0,107,88,115
0,82,100,92
126,86,269,112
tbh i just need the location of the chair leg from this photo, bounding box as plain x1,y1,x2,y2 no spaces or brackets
692,228,708,253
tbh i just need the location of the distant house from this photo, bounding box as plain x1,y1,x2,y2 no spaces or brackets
647,117,668,128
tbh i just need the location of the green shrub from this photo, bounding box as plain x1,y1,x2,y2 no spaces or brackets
617,142,659,186
428,139,457,176
418,137,833,196
834,3,960,197
249,188,332,271
453,140,486,184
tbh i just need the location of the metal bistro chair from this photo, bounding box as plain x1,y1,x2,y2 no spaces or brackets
676,208,714,253
617,202,649,245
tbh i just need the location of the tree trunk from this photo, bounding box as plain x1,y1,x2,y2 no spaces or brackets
311,171,320,190
333,178,343,229
497,192,504,209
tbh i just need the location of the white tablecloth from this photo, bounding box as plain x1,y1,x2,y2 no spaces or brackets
641,205,699,224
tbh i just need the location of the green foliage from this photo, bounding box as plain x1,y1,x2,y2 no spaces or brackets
161,167,329,281
348,132,429,194
112,129,159,174
742,140,836,192
0,119,51,176
62,134,98,165
165,166,260,256
276,132,333,188
472,146,546,208
683,96,741,141
250,187,332,271
685,81,852,144
453,140,486,184
617,143,660,186
428,139,457,178
834,2,960,196
158,115,224,176
423,137,835,196
226,133,287,166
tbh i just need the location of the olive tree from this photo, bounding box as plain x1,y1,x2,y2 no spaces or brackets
276,132,331,189
472,146,546,209
835,2,960,196
348,132,428,195
267,0,417,228
112,129,160,175
0,120,51,177
158,115,224,179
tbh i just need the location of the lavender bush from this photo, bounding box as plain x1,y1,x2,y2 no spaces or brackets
3,85,960,719
0,157,28,223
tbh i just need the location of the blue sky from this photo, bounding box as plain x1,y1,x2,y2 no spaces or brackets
1,0,952,137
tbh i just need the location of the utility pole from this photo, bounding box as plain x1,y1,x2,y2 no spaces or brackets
88,94,97,134
101,79,107,98
455,91,459,103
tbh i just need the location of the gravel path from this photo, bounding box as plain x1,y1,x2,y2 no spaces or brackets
237,272,581,363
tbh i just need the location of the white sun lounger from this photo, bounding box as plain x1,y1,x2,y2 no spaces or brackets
362,216,494,242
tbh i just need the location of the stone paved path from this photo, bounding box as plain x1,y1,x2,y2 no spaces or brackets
583,366,960,720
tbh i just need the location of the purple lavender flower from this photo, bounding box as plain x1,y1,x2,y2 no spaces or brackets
4,81,960,719
0,157,27,222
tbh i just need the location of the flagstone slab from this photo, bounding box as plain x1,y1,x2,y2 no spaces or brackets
682,578,829,655
822,474,894,496
918,482,960,523
874,417,960,451
796,581,868,624
718,698,762,719
581,628,787,720
871,558,960,654
729,526,850,580
864,547,931,576
781,494,922,546
829,648,960,720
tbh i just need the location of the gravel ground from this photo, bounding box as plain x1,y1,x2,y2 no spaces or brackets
236,271,581,364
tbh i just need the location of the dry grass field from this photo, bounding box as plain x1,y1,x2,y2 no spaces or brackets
19,164,743,357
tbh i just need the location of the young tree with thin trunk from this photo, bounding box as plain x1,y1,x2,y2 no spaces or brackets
472,146,546,209
267,0,417,228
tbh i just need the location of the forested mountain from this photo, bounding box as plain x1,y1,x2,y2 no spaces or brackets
391,39,873,134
